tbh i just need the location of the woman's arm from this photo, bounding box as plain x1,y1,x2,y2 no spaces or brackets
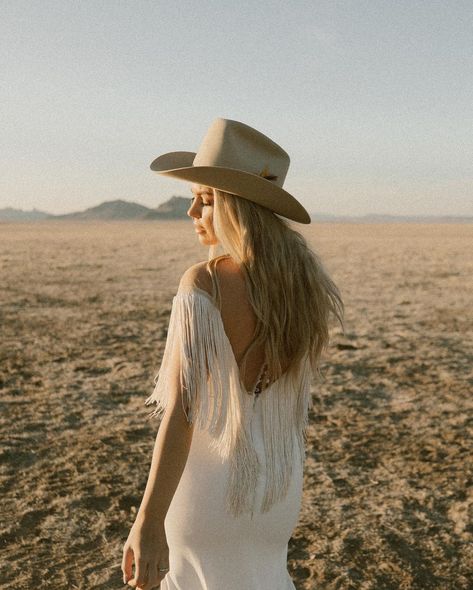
137,399,194,521
139,294,197,520
123,350,194,588
123,265,212,587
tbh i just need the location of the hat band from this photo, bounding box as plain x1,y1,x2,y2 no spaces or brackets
259,165,278,182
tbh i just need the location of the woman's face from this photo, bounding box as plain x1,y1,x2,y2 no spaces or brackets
188,184,218,246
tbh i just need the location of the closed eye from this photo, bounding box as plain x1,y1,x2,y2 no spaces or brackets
190,195,212,206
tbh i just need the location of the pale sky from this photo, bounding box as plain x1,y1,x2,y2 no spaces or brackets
1,0,472,216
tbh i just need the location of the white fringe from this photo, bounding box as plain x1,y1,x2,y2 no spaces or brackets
260,357,312,512
144,285,312,517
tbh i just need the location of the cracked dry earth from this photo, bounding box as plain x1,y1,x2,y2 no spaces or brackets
0,220,472,590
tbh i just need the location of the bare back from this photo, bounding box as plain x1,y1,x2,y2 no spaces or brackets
188,255,266,394
213,256,266,394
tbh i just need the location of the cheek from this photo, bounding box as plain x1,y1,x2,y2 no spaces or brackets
202,208,215,232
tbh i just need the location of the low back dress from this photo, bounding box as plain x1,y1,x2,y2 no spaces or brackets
144,266,313,590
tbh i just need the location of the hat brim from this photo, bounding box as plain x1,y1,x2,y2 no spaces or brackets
150,151,311,224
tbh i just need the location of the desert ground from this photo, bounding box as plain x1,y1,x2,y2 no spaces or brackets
0,220,472,590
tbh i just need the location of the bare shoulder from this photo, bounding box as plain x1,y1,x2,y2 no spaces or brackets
178,261,213,295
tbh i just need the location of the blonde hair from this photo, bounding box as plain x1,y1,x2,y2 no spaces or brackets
206,189,344,383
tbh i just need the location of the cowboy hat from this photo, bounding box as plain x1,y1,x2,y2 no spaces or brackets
150,118,311,224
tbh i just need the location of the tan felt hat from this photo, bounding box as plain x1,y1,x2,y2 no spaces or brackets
150,118,311,224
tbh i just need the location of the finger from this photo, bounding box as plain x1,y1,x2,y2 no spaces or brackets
122,545,134,583
157,548,170,582
142,564,162,590
157,563,170,585
141,564,168,590
158,563,170,577
132,558,149,588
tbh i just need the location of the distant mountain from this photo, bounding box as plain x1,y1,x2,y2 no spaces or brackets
42,197,190,221
0,207,52,221
50,199,152,220
0,196,190,222
144,196,191,219
1,199,472,223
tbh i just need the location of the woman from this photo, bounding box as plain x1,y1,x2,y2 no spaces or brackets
122,118,343,590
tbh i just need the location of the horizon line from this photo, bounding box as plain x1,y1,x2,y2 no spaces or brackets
1,199,472,220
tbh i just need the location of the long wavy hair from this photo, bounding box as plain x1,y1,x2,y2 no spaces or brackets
205,189,344,383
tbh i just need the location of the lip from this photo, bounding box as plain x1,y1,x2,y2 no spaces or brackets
194,227,205,233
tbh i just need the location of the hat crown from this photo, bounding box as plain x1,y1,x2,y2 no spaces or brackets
192,118,289,188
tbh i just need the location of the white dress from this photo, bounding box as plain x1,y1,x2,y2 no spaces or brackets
145,284,312,590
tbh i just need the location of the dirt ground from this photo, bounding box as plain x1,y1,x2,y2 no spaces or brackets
0,220,472,590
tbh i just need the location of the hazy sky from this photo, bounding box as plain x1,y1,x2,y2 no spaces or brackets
2,1,472,216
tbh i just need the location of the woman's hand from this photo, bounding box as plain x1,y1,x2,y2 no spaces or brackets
122,512,169,590
120,391,194,588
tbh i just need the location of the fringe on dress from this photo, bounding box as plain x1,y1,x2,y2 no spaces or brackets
144,284,313,517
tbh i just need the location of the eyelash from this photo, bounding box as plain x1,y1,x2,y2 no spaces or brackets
191,195,212,206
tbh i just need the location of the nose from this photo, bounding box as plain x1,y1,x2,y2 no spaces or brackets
187,198,201,219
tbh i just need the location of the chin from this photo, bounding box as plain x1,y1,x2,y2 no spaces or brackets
197,234,212,246
195,228,218,246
